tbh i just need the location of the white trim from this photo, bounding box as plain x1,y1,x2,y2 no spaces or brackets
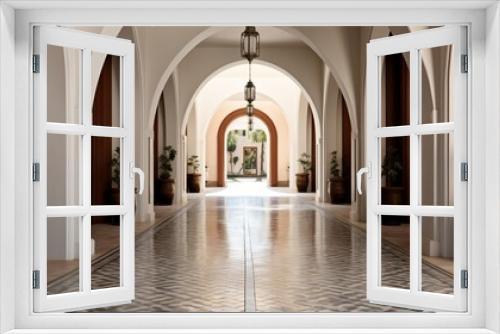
46,205,127,217
373,123,455,137
46,123,128,138
32,26,135,313
3,0,497,10
373,205,454,217
1,2,493,333
0,3,17,334
366,26,468,312
484,4,500,333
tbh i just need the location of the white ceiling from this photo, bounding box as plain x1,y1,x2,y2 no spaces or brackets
210,63,289,78
200,27,304,47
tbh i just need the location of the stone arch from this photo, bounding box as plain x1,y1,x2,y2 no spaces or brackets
180,58,321,138
147,26,362,139
217,108,278,187
278,26,359,136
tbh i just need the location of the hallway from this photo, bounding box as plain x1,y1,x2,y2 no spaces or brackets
48,187,453,313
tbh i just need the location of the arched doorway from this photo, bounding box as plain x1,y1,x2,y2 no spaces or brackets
217,108,278,187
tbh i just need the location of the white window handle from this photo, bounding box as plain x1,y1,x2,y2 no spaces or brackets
129,162,145,195
356,163,371,195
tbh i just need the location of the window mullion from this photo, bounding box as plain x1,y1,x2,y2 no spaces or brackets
81,48,92,293
409,48,420,294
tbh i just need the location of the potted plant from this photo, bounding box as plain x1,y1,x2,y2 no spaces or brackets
227,131,237,176
381,146,404,205
296,152,312,192
159,145,177,205
329,151,346,203
187,155,201,193
232,156,239,177
110,146,120,205
250,129,267,176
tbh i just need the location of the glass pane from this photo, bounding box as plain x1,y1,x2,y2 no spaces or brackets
91,53,121,128
91,137,121,205
47,217,80,295
91,215,121,289
380,137,410,206
47,133,82,206
47,45,82,124
420,45,453,124
420,133,454,206
380,215,410,289
379,52,410,127
421,216,454,294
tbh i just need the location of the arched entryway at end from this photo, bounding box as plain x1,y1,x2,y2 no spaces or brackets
217,108,278,187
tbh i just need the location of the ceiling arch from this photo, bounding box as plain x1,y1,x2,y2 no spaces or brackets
88,25,364,136
177,47,323,139
200,89,289,140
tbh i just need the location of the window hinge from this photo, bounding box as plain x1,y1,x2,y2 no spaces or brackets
461,54,468,73
461,162,468,182
32,54,40,73
461,269,468,289
32,162,40,182
32,270,40,289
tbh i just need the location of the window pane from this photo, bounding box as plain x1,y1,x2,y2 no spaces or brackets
379,52,410,127
47,217,80,295
47,133,82,206
420,133,454,206
91,215,121,290
420,45,453,124
381,215,410,289
47,44,81,124
380,137,410,206
91,137,121,205
92,53,121,128
421,216,454,294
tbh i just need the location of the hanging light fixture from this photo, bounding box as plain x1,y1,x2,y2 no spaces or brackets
246,102,254,132
248,116,254,132
241,26,260,132
244,80,256,103
246,102,255,117
240,26,260,63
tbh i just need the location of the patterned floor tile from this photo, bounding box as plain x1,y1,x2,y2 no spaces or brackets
48,195,453,313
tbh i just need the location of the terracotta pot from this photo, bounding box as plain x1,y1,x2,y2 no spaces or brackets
160,178,175,205
296,173,309,193
111,187,120,205
329,178,346,204
187,173,202,193
381,186,404,205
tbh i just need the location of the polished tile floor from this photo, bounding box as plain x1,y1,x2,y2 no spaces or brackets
50,185,453,313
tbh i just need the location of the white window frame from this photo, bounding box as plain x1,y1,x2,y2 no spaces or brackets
0,1,498,333
365,26,468,312
33,26,136,312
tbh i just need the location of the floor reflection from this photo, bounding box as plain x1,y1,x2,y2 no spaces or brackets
51,194,453,313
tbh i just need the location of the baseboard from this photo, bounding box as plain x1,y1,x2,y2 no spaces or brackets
276,181,289,187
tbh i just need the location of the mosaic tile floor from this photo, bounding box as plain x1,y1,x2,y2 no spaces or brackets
49,195,453,313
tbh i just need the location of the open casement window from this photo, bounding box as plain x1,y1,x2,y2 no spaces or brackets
33,26,141,312
364,26,467,312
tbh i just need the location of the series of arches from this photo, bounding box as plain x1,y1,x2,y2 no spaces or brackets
119,26,362,221
81,25,449,225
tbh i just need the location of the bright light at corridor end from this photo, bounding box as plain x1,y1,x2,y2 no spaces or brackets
205,179,315,198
